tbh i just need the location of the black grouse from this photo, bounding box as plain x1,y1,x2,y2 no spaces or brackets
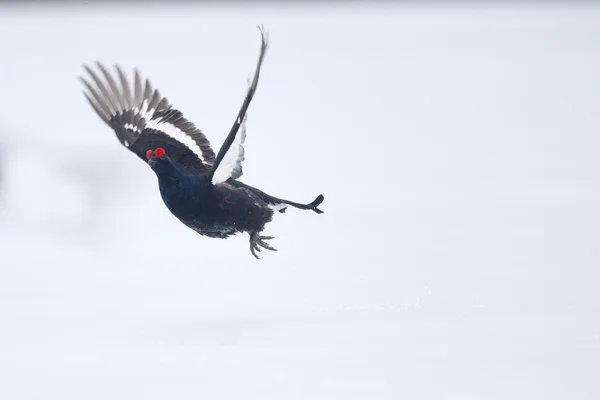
79,26,324,259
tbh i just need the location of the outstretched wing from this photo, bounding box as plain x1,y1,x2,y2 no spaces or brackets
209,25,269,184
80,63,216,171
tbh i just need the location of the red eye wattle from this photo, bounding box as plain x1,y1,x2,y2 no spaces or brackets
154,148,166,158
146,150,152,160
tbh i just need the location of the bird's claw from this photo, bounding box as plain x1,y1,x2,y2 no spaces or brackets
249,233,277,259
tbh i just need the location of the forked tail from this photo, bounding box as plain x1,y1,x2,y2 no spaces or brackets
226,179,325,214
281,194,324,214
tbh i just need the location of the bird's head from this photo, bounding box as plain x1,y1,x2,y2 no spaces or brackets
146,147,184,183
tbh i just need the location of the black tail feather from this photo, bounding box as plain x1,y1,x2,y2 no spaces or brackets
226,179,324,214
282,194,324,214
308,194,324,214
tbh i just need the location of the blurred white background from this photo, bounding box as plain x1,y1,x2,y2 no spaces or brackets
0,3,599,399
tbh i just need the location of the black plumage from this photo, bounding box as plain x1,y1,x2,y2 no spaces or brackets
80,26,324,259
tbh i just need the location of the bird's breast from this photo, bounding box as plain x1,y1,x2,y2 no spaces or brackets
158,183,208,219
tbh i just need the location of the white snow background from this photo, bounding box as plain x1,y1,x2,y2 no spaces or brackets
0,3,599,399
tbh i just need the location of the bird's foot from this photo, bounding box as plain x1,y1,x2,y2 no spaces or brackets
249,232,277,259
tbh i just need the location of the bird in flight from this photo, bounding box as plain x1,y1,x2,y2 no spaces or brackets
79,26,324,259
